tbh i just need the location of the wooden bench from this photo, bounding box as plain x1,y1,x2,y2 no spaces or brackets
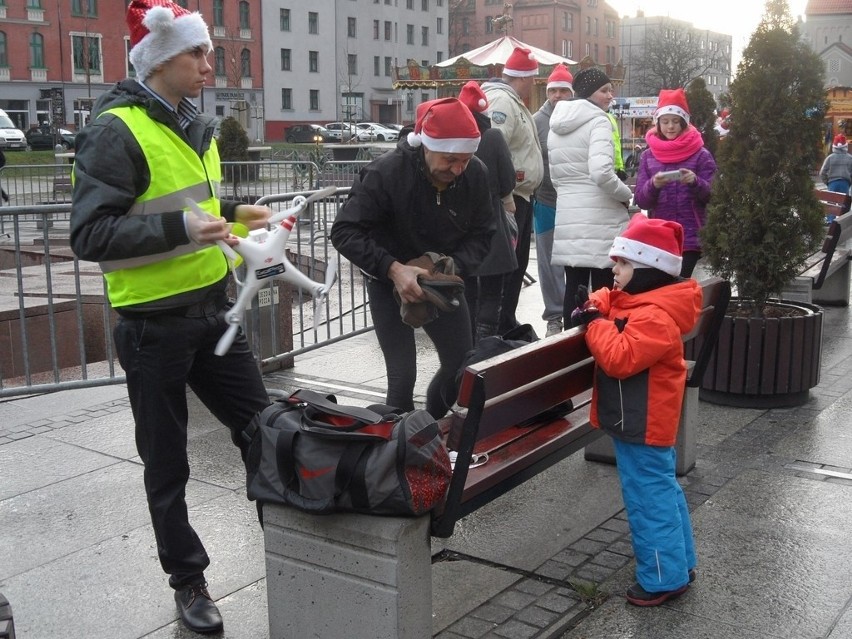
815,188,851,220
783,208,852,305
262,277,730,638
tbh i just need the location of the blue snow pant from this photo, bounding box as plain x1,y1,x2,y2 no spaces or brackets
612,438,695,592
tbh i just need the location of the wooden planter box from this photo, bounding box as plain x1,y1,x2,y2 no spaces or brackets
687,299,823,408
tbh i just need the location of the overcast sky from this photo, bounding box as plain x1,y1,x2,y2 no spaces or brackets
607,0,810,71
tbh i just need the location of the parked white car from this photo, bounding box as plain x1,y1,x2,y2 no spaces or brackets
355,122,399,142
325,122,357,141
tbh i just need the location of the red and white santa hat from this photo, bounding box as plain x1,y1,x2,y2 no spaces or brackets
503,46,538,78
833,134,848,151
458,81,488,113
127,0,213,81
609,214,684,278
654,88,691,126
546,65,574,91
406,98,481,154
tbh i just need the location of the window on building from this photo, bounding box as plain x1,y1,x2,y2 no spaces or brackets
437,50,443,62
309,11,318,34
348,54,357,76
280,8,290,31
437,17,442,34
282,88,292,110
563,12,572,32
585,42,590,57
213,0,224,27
281,48,291,71
310,90,319,111
240,49,250,77
384,56,391,76
239,1,250,29
348,17,357,37
421,0,428,9
586,17,590,35
72,34,100,73
407,0,413,7
215,46,225,75
485,16,493,34
27,0,42,7
594,18,598,36
385,21,392,41
374,20,380,39
71,0,97,16
374,56,380,75
421,26,428,46
0,32,6,67
407,24,414,44
463,17,470,35
309,50,318,72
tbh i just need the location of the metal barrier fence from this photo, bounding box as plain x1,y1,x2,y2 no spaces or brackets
0,185,373,398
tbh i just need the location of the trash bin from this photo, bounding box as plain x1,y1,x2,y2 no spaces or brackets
239,279,294,371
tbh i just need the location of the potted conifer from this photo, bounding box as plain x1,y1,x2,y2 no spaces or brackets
698,0,827,407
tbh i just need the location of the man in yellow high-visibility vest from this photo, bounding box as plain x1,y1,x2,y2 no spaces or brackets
70,0,271,633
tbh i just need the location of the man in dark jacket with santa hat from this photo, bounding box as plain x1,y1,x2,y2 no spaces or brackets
332,98,493,419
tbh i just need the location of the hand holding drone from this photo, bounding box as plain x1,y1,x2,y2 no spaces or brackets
186,186,338,356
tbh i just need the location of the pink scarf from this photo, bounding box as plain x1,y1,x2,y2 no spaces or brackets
645,125,704,163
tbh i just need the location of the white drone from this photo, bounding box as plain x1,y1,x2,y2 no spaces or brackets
186,186,338,356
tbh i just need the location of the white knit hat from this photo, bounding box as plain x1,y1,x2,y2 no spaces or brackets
127,0,213,81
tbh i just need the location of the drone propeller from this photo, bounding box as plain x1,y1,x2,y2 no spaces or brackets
311,254,339,329
268,186,337,226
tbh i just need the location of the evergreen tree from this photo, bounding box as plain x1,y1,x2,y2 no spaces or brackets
701,0,827,314
217,116,249,184
685,77,720,157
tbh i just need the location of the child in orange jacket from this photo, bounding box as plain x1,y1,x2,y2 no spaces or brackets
572,213,702,606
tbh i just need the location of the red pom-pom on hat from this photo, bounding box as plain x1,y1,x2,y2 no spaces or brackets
833,134,848,150
458,81,488,113
609,214,684,278
546,65,574,91
503,46,538,78
406,98,480,153
654,88,691,126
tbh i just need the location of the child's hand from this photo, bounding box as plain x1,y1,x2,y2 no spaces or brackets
571,286,601,326
575,285,589,309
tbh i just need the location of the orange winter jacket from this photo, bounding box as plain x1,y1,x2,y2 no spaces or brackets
585,279,702,447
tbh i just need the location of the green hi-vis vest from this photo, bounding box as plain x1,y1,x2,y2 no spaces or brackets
97,105,226,308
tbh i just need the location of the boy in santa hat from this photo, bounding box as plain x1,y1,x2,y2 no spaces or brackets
572,213,702,606
70,1,272,632
332,98,493,418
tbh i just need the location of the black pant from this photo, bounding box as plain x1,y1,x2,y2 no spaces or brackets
114,306,269,589
464,272,505,338
563,266,614,326
368,279,472,418
499,195,533,333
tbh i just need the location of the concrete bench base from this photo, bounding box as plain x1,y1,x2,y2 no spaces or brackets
263,504,431,639
583,385,698,476
783,253,851,306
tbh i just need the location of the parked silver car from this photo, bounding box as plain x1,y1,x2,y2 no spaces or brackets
355,122,399,142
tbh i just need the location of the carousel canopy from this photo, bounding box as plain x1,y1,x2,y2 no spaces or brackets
436,35,575,68
392,36,623,92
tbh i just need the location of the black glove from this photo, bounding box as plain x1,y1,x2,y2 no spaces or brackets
616,169,628,182
570,285,601,327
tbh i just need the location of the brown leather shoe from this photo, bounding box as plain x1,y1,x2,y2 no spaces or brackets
174,583,223,634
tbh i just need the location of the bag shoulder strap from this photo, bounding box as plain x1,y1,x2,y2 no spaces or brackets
290,388,385,424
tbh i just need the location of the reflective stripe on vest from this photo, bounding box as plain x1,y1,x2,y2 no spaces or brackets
97,106,227,307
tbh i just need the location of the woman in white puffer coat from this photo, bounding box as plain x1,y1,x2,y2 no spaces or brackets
548,68,633,326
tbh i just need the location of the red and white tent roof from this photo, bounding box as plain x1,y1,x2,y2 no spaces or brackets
436,35,575,68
